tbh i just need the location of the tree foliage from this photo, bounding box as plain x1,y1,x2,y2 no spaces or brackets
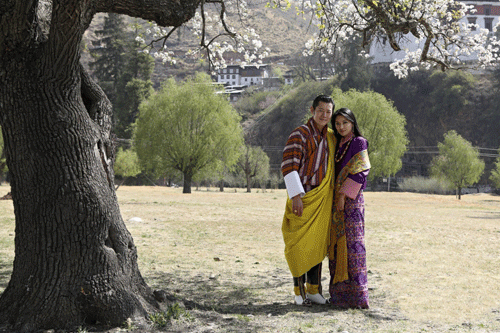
89,13,129,102
90,14,155,139
114,147,142,189
133,72,243,193
331,88,408,180
430,130,485,199
428,70,475,118
489,147,500,189
338,34,373,92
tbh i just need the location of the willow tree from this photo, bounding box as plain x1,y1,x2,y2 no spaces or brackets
331,88,408,182
0,0,201,331
133,73,243,194
431,130,485,199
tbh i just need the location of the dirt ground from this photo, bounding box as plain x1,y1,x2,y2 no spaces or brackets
1,185,500,332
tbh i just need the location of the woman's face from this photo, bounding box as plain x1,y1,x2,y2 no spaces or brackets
334,115,353,137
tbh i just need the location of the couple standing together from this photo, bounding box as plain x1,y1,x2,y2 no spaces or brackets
281,95,371,309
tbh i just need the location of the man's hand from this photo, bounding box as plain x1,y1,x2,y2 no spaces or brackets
292,195,303,217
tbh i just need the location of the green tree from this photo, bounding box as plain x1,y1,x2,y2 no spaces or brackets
331,88,408,181
338,35,373,92
489,147,500,189
90,15,155,139
429,71,475,119
89,13,129,104
114,26,155,139
430,130,485,199
236,145,270,193
133,73,243,193
114,147,142,189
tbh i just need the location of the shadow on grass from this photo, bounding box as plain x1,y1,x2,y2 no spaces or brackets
467,213,500,219
144,271,392,333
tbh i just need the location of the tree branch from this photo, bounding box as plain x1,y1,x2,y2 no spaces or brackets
94,0,201,27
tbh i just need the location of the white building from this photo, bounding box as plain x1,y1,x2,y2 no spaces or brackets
369,1,500,64
216,64,270,86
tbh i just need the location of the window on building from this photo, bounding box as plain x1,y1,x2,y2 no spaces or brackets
230,68,233,74
485,17,493,31
484,5,491,16
468,17,477,31
223,69,227,74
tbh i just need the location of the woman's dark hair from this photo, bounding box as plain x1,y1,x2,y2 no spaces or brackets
331,108,363,141
312,95,335,110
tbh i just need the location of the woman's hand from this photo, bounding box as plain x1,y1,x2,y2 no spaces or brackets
292,195,303,217
336,193,346,212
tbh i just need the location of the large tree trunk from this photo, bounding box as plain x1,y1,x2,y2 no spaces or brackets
0,48,157,332
0,0,200,331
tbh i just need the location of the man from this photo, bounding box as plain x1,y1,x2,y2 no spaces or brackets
281,94,335,306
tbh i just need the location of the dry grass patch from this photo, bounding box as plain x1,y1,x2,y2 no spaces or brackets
1,185,500,332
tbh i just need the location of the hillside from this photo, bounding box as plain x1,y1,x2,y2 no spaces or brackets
246,79,339,169
82,3,315,86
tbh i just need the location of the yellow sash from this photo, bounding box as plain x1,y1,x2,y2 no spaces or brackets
282,128,335,277
329,149,370,284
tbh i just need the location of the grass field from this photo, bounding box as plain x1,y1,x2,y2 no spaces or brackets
1,184,500,332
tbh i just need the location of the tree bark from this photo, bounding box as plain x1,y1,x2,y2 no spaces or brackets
246,174,252,193
183,172,192,194
0,0,200,331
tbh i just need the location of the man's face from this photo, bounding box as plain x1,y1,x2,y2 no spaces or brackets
310,101,333,130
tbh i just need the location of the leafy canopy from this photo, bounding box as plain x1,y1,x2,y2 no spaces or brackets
331,88,408,179
114,147,142,178
133,72,243,192
430,130,485,196
489,147,500,189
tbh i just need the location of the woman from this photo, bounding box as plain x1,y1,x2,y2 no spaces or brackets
329,108,371,309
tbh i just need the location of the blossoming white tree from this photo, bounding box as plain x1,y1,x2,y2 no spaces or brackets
201,0,499,78
141,0,270,70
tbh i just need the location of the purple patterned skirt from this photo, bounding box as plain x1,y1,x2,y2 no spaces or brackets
329,192,369,309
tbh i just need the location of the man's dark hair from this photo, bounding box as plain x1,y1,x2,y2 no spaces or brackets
312,95,335,110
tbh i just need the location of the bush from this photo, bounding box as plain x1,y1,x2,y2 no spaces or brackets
399,176,454,194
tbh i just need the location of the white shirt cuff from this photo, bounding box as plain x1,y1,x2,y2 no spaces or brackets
284,171,305,198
